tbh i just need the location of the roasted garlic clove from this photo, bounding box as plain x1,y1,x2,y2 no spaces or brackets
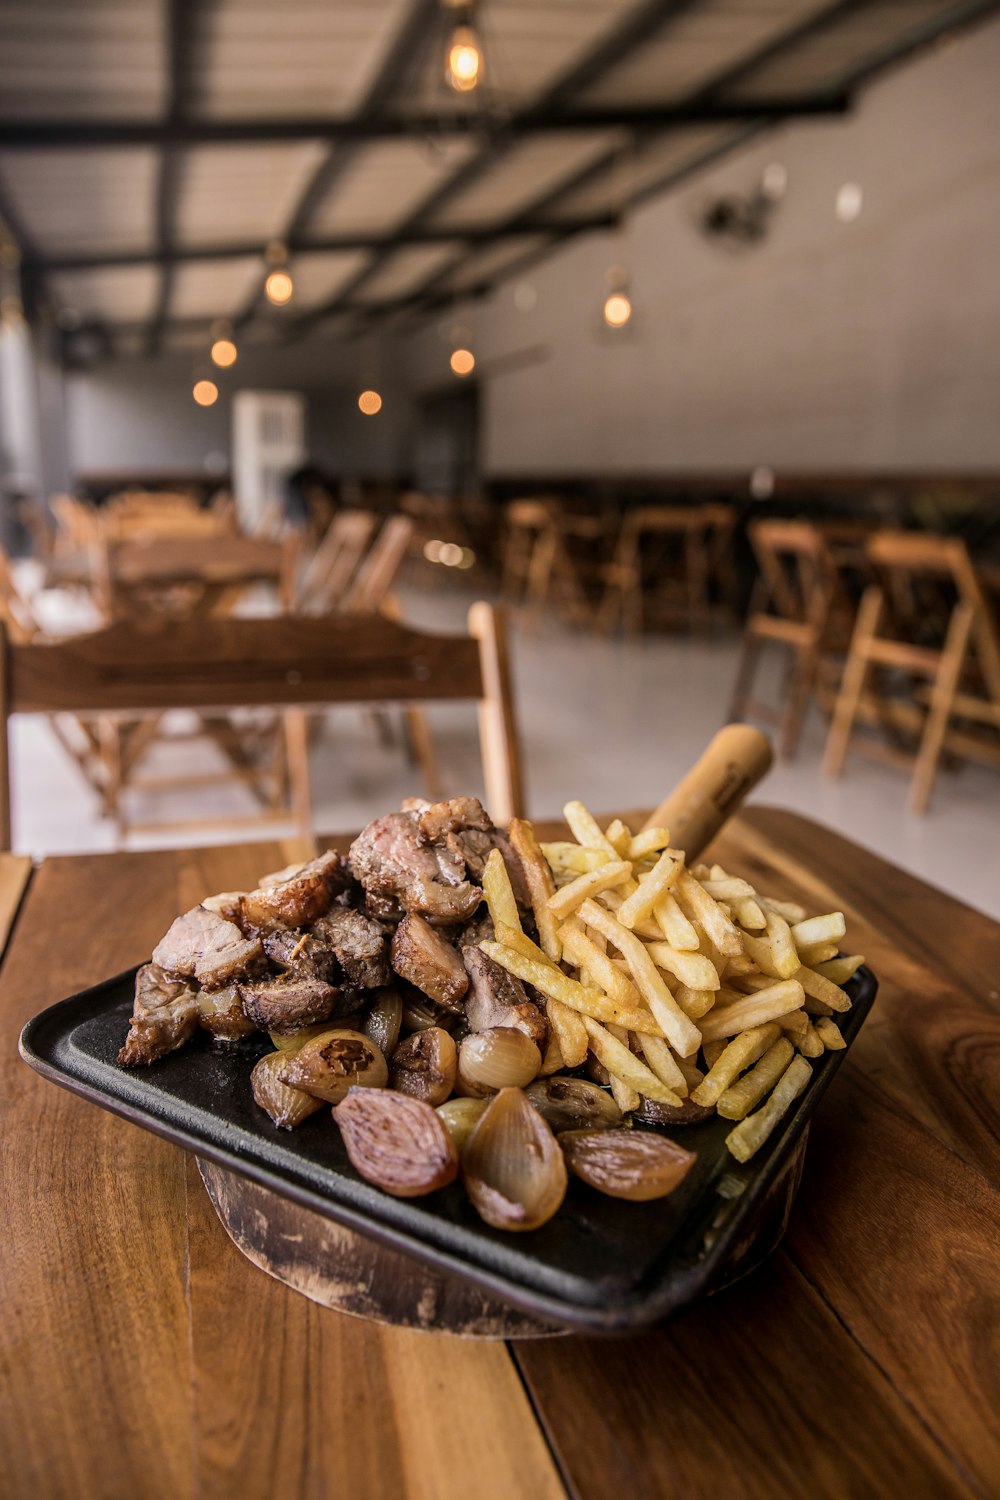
560,1128,697,1201
436,1097,489,1154
457,1027,541,1097
334,1088,458,1196
278,1029,387,1103
389,1026,457,1107
525,1077,623,1133
462,1087,567,1231
251,1051,326,1129
401,995,456,1034
362,987,403,1057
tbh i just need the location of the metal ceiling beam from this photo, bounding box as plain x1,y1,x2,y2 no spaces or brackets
0,97,850,149
28,217,618,274
145,0,203,358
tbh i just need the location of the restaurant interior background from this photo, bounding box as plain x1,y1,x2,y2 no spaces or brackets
0,0,998,918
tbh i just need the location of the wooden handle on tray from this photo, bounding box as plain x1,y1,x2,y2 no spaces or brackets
641,725,773,862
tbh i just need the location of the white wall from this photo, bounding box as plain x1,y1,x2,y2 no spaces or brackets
407,19,1000,477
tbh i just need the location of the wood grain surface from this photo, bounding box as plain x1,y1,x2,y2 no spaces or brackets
2,811,999,1499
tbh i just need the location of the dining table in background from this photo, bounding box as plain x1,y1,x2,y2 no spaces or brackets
2,809,998,1500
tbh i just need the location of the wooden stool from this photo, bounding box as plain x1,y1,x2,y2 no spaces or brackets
599,505,722,635
823,532,1000,812
728,520,850,759
500,498,593,630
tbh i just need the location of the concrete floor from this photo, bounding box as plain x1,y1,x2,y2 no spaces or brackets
10,577,1000,921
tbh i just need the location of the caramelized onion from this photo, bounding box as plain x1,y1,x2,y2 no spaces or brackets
278,1029,387,1103
334,1088,458,1196
436,1096,489,1153
458,1027,541,1096
462,1087,567,1231
362,988,403,1057
526,1077,622,1133
560,1128,697,1201
251,1052,325,1129
389,1026,457,1107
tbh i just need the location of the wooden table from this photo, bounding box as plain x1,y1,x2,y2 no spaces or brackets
2,811,998,1500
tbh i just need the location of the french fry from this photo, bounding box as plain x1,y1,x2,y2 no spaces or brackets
698,979,805,1041
508,817,561,961
609,1074,641,1112
558,922,643,1009
636,1032,689,1095
493,922,550,966
796,1021,825,1058
538,1027,566,1075
791,912,847,950
779,1009,809,1037
796,941,839,968
481,938,663,1034
674,984,717,1020
582,1017,683,1106
540,842,612,876
716,1037,795,1119
483,848,520,933
626,827,673,860
760,895,807,924
577,899,703,1057
603,818,633,856
616,848,683,929
547,860,633,921
739,910,801,980
732,896,767,931
546,997,588,1067
644,941,721,992
563,800,619,856
699,877,757,901
725,1055,812,1162
797,965,852,1013
722,953,759,978
652,892,700,950
690,1023,782,1107
674,1052,705,1091
815,1016,846,1050
702,1038,728,1069
815,953,865,986
675,869,743,957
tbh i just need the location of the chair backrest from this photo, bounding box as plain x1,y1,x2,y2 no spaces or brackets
297,510,377,613
748,519,837,627
94,534,300,617
505,498,562,531
340,515,413,614
0,601,523,848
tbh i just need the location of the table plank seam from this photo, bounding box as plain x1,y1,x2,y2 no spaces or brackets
507,1341,576,1500
782,1245,987,1500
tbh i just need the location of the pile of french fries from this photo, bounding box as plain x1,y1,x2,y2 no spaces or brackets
481,804,864,1163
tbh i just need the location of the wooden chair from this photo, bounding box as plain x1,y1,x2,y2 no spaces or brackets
500,498,596,629
0,603,524,847
598,505,727,635
728,520,851,759
823,531,1000,812
92,533,300,621
296,511,377,613
340,515,414,615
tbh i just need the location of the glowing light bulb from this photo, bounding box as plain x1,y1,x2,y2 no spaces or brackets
836,182,863,222
446,26,482,91
193,379,218,407
265,269,294,305
603,291,632,329
358,389,383,415
450,347,475,376
210,337,237,368
750,466,775,500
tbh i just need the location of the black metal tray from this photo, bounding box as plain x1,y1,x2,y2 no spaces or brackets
19,964,876,1331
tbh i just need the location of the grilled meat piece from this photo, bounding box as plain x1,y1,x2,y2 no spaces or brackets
454,907,495,949
348,808,482,924
312,908,390,988
416,796,493,842
391,914,468,1010
262,928,340,984
416,797,530,905
118,963,200,1066
462,947,548,1048
152,906,265,990
196,983,258,1039
239,972,341,1036
240,850,350,932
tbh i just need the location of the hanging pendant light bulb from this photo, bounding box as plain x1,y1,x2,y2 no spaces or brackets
358,389,383,415
209,318,237,367
264,241,294,305
602,265,632,329
193,377,219,407
450,346,475,376
443,1,483,92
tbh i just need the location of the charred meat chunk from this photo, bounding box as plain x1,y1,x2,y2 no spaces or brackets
197,983,258,1040
152,906,264,990
240,850,350,933
462,947,548,1049
239,972,341,1036
311,908,391,989
118,963,200,1066
262,928,340,984
391,914,468,1010
349,808,481,924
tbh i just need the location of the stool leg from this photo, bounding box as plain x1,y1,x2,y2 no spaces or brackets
780,641,817,760
823,585,883,778
910,600,975,814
